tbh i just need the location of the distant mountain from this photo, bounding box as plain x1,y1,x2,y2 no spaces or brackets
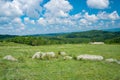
0,35,16,40
1,30,120,39
26,33,68,37
63,30,120,39
1,30,120,45
102,28,120,32
28,28,120,37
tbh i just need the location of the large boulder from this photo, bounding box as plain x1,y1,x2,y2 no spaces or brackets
32,51,56,59
32,52,41,59
116,61,120,64
3,55,17,61
105,58,117,63
90,42,104,44
44,52,56,59
58,51,66,56
63,56,72,60
76,54,103,61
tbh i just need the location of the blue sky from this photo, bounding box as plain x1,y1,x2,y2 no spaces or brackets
0,0,120,35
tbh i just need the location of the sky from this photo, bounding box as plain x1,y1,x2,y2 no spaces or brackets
0,0,120,35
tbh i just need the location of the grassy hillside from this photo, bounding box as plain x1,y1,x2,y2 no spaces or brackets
63,30,120,39
0,42,120,80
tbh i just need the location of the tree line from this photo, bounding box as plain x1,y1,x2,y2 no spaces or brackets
0,30,120,46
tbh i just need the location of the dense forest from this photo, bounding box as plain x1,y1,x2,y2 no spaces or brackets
0,30,120,46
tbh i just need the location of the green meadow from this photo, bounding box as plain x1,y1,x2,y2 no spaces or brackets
0,42,120,80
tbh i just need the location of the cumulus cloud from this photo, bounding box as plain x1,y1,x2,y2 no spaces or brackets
13,0,43,19
24,17,35,24
0,17,12,25
87,0,109,9
0,0,120,35
0,0,43,20
44,0,72,17
37,9,120,33
37,18,47,26
0,0,43,34
11,17,25,30
0,17,25,34
44,0,72,19
80,19,87,24
97,11,120,20
84,12,98,22
0,0,23,17
36,0,73,27
108,11,120,20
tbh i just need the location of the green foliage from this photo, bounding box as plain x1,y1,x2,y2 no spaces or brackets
1,30,120,46
64,30,120,41
105,37,120,44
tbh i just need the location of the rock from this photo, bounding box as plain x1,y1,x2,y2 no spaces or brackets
58,51,66,56
76,54,103,61
63,56,72,60
105,58,117,63
32,52,41,59
116,61,120,64
90,42,104,44
3,55,17,61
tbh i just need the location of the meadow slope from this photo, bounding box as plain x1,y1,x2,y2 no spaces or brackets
0,42,120,80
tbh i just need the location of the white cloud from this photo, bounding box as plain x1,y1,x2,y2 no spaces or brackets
0,17,12,25
0,0,43,34
12,17,22,24
11,17,25,30
84,12,98,22
37,18,47,26
97,12,108,19
36,10,120,33
0,0,43,19
44,0,72,18
108,11,120,20
97,11,120,20
0,17,25,32
0,0,23,17
59,10,68,17
14,0,43,19
79,19,92,26
0,0,120,35
36,0,73,27
87,0,109,9
24,17,35,24
70,13,82,20
80,19,87,24
44,0,72,13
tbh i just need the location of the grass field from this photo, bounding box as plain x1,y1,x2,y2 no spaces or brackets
0,42,120,80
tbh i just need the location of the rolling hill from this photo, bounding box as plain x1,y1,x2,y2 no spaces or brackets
0,30,120,45
102,28,120,32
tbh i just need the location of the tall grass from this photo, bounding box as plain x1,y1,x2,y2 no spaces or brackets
0,42,120,80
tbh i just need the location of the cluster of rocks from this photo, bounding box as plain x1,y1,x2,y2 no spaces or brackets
2,51,120,65
32,51,73,60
